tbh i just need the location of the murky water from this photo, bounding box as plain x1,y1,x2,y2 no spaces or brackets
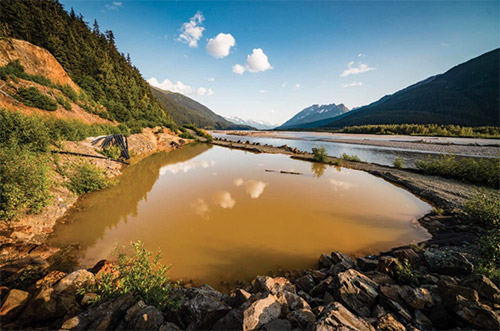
50,144,431,289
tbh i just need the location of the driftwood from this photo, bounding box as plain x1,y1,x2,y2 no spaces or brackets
92,134,130,160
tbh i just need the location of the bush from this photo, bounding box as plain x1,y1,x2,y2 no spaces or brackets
99,145,122,160
59,84,78,102
341,153,361,162
416,154,499,187
0,109,51,151
393,156,404,169
464,190,500,228
0,146,51,220
312,146,328,162
56,95,72,111
67,162,113,194
337,124,500,138
78,241,182,310
17,87,58,111
394,258,419,286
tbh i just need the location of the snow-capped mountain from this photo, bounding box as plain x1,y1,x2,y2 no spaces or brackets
277,103,350,129
224,116,279,130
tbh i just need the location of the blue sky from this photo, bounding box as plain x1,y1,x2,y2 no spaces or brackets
61,0,499,125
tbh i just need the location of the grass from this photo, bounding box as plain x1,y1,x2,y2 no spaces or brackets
78,241,182,310
393,156,404,169
312,146,328,162
98,145,122,160
67,162,114,194
416,153,499,188
464,190,500,228
341,153,361,162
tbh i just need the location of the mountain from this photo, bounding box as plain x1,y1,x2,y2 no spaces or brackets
277,103,349,129
224,116,278,130
150,86,254,130
320,49,500,128
0,0,175,128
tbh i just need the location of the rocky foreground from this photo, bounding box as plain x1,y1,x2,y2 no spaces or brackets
1,226,499,330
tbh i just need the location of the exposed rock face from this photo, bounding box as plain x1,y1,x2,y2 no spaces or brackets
183,285,231,329
333,269,379,317
0,289,29,323
243,294,282,331
423,248,474,274
315,302,374,330
460,274,500,303
251,276,296,295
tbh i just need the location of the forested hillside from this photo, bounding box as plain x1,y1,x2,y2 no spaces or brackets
0,0,175,129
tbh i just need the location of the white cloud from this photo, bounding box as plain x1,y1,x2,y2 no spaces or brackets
192,198,210,219
341,61,375,77
234,179,268,199
357,53,365,57
294,83,301,89
342,82,363,88
212,191,236,209
148,77,214,97
233,48,273,75
178,11,205,48
233,178,244,186
232,64,246,75
207,77,216,82
105,1,122,10
206,33,236,58
329,179,355,191
259,89,267,94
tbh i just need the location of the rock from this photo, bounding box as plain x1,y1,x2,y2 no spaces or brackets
319,253,334,268
400,286,433,310
377,256,399,276
323,291,335,305
310,270,327,282
278,291,310,312
393,248,419,266
261,318,292,330
287,308,316,329
159,322,182,330
54,269,95,294
243,294,282,331
376,313,406,331
81,292,98,305
414,310,433,330
35,270,67,289
333,269,378,317
251,276,296,295
423,248,473,275
315,302,374,330
212,309,243,330
438,279,479,307
427,304,455,329
330,252,355,266
129,305,164,330
460,274,500,304
0,289,29,323
232,289,252,308
19,287,60,324
310,276,333,297
456,302,500,330
185,287,231,329
60,293,135,330
0,286,8,307
379,297,412,323
295,274,316,292
372,305,386,318
379,285,404,304
357,257,378,272
366,271,396,285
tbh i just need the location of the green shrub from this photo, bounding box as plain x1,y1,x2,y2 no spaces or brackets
312,146,328,162
78,241,182,310
394,258,419,286
17,87,58,111
464,190,500,227
341,153,361,162
0,109,51,151
99,145,122,160
416,154,499,187
67,162,113,194
0,60,54,87
179,131,195,139
393,156,404,169
0,146,51,220
59,84,78,102
56,95,72,111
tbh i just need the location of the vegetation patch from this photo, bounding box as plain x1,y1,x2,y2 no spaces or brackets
17,86,58,111
415,153,499,187
341,153,361,162
393,156,404,169
67,162,114,194
312,146,328,162
394,258,419,286
336,124,500,138
98,145,122,160
464,190,500,228
78,241,182,310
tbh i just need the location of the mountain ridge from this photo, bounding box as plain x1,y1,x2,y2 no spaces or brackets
277,103,350,129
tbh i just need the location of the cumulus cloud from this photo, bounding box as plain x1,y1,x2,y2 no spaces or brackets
148,77,213,96
206,33,236,58
329,179,355,191
342,82,363,88
233,48,273,75
178,11,205,48
105,1,122,10
234,178,268,199
160,159,215,175
232,64,246,75
341,61,375,77
358,53,365,58
213,191,236,209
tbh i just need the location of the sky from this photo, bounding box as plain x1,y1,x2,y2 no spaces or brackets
60,0,499,125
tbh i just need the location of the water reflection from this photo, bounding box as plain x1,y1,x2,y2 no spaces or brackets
311,163,327,178
50,144,432,290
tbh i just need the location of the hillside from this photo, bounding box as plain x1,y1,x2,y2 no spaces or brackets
151,86,254,130
0,0,175,129
277,103,349,129
320,49,500,128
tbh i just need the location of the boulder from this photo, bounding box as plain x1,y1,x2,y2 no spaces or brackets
379,285,404,304
0,289,29,323
19,287,60,324
438,280,479,307
319,253,334,268
287,308,316,329
330,252,355,266
393,248,419,266
379,297,412,323
456,302,500,330
376,313,406,331
423,248,473,275
357,257,378,272
314,302,374,330
232,289,252,308
413,310,433,330
261,318,292,330
377,256,399,276
212,309,244,330
251,276,296,295
54,269,95,294
129,305,164,330
333,269,378,317
35,270,67,289
184,287,231,329
295,274,316,292
278,291,310,312
243,294,282,331
460,274,500,304
310,276,333,297
159,322,182,330
400,286,433,310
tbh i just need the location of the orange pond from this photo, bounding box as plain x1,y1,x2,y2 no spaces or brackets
49,144,431,288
